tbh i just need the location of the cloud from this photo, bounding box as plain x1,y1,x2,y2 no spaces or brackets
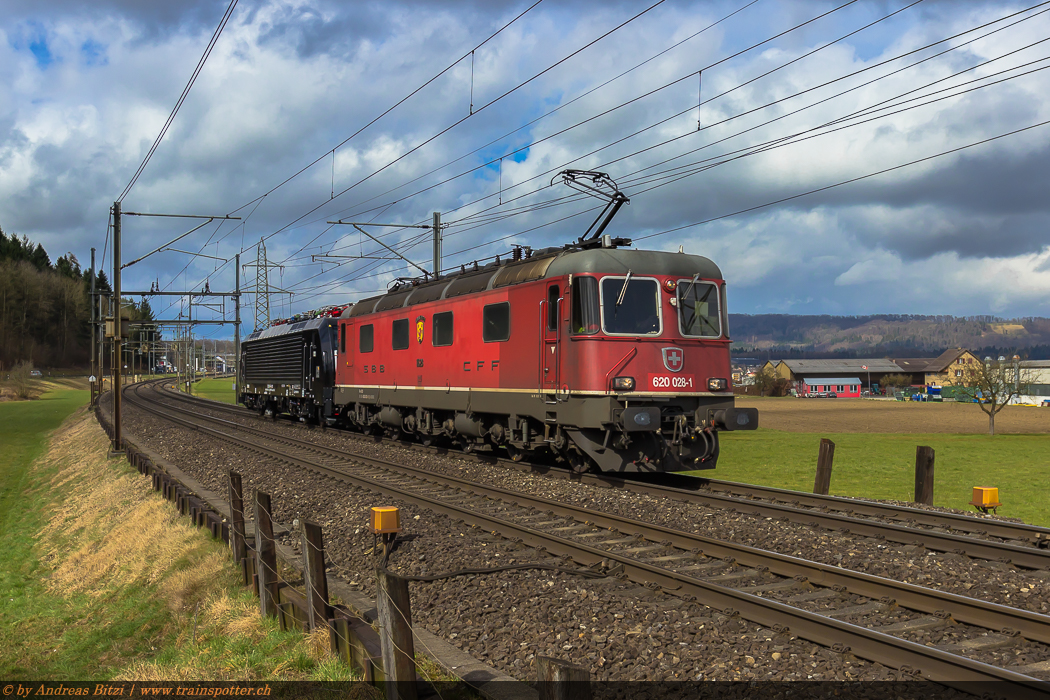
2,0,1050,333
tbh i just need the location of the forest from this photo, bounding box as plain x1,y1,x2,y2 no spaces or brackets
0,227,155,370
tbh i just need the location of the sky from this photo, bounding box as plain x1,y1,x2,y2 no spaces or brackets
3,0,1050,341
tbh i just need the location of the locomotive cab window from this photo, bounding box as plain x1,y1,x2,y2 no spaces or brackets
483,302,511,342
677,280,721,337
432,311,453,347
359,324,374,353
392,319,410,350
571,276,599,335
600,276,660,336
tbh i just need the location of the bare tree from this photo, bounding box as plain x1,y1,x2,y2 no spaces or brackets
753,366,789,397
961,356,1035,435
10,359,36,400
880,373,914,390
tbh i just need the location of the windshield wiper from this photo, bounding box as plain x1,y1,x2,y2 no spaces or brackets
682,272,700,303
615,270,633,307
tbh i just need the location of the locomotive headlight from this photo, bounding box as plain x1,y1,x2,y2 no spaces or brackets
663,279,677,293
708,378,728,392
613,376,635,391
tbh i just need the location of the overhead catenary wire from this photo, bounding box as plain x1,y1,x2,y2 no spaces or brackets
442,0,1050,230
118,0,239,203
305,63,1050,293
149,1,547,317
258,0,862,254
155,1,1050,321
428,2,1050,240
226,0,547,222
629,117,1050,245
250,0,677,246
253,0,879,291
288,0,1036,255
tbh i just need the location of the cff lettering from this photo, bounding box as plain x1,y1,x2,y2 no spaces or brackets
463,360,500,372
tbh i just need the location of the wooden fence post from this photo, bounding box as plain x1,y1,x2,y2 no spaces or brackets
229,471,246,564
301,520,330,632
254,489,279,618
537,657,591,700
376,568,417,700
915,446,935,505
813,438,835,496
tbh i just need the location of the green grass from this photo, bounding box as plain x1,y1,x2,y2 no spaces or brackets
0,389,354,682
189,377,237,404
0,388,95,677
713,429,1050,526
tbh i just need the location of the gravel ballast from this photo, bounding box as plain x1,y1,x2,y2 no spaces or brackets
100,389,1047,684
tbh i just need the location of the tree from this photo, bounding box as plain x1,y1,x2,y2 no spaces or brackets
880,373,913,390
753,366,789,396
961,356,1036,435
10,360,36,399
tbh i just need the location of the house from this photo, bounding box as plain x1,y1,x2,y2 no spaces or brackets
764,359,901,390
892,348,981,386
1020,360,1050,398
799,377,862,398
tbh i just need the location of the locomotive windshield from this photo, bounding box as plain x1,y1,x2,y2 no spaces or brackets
601,276,660,335
678,279,721,337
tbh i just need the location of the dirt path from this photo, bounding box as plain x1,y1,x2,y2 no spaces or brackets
735,397,1050,434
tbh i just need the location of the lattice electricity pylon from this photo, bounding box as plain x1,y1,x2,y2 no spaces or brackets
242,239,291,330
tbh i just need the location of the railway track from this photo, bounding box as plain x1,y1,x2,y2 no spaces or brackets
151,381,1050,568
123,381,1050,695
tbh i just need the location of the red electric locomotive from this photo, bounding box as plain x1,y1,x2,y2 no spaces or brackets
240,171,757,472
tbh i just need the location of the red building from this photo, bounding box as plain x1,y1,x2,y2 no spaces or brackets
800,377,862,398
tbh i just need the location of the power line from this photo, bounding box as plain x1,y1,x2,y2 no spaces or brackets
152,1,1050,322
438,1,1050,235
281,0,906,246
272,47,1050,314
226,0,547,222
250,0,867,275
631,118,1050,244
117,0,239,203
252,0,675,246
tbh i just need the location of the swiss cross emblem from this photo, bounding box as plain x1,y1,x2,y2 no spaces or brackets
662,347,684,373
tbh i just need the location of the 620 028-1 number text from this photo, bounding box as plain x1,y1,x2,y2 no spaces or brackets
648,374,695,390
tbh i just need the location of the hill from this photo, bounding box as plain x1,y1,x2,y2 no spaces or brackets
728,314,1050,360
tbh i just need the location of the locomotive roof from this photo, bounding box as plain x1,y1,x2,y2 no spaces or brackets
244,316,335,342
545,247,722,279
342,246,723,315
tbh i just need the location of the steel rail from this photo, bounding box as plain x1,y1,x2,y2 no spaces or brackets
660,474,1050,545
131,382,1050,645
124,383,1050,694
149,382,1050,570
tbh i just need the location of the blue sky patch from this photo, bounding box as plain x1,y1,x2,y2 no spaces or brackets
29,36,52,67
81,39,107,66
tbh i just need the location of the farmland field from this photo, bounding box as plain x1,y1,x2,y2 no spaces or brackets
734,396,1050,434
712,397,1050,526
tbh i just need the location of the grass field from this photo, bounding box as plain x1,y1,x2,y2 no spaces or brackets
191,377,237,404
0,389,354,681
711,397,1050,527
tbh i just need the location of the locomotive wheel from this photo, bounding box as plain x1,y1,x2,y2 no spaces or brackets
506,444,524,462
566,449,590,474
